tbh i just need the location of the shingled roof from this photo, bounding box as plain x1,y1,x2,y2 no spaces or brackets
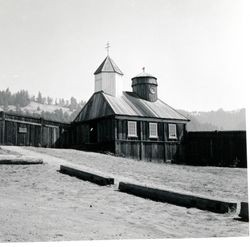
74,91,189,122
94,56,123,75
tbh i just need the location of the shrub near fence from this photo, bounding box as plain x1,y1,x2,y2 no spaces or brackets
186,131,247,168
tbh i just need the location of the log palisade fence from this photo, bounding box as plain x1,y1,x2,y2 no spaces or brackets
185,131,247,168
0,111,71,148
0,111,247,168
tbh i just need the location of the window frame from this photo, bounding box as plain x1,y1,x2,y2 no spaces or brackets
127,121,138,137
168,123,177,140
149,122,158,138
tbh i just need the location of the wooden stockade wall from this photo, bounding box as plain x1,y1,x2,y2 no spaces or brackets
0,111,247,168
0,111,71,148
185,131,247,168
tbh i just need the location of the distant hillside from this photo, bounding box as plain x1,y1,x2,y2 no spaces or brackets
178,108,246,131
0,101,85,123
3,101,71,114
0,88,246,129
0,88,85,122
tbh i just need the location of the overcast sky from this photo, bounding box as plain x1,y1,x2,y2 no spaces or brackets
0,0,249,111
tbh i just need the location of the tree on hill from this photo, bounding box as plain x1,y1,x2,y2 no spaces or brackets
14,90,30,107
46,96,53,105
69,97,78,111
178,109,246,131
0,88,12,106
0,88,30,107
58,98,65,107
15,104,22,114
30,95,36,102
37,92,43,103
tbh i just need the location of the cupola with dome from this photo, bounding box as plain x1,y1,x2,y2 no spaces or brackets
132,68,158,102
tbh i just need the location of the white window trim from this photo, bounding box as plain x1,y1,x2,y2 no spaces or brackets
127,121,137,137
149,122,158,138
168,123,177,139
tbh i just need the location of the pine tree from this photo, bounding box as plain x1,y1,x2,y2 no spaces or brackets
47,96,53,105
69,97,77,111
37,92,43,103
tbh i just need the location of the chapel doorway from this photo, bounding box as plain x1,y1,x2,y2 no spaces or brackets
89,122,97,143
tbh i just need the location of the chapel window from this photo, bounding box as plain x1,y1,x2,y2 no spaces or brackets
128,121,137,137
168,124,177,139
149,122,158,138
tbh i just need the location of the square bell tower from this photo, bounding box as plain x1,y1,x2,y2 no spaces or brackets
94,56,123,97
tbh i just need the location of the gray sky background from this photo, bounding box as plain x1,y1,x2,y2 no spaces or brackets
0,0,249,111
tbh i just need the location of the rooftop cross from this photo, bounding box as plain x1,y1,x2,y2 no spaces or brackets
105,42,110,56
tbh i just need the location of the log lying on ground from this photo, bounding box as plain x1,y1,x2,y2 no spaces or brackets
239,202,249,221
0,155,43,165
60,165,114,186
118,182,238,214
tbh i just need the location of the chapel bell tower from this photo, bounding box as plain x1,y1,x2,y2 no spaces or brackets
131,68,158,102
94,43,123,97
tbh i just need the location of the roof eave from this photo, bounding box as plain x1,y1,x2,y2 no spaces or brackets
114,114,189,123
94,71,124,76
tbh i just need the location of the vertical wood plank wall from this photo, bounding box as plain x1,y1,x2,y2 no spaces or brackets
70,117,115,152
0,112,70,148
2,111,246,167
114,118,186,163
186,131,247,167
69,116,186,163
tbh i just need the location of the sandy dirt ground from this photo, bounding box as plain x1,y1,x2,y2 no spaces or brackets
0,146,249,242
22,146,248,201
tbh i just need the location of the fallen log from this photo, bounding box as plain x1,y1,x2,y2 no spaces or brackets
60,165,114,186
118,182,238,214
0,155,43,165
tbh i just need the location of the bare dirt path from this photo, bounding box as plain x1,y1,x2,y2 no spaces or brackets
12,146,249,201
0,146,248,242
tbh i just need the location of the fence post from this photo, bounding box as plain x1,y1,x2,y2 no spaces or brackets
40,118,43,147
2,112,5,145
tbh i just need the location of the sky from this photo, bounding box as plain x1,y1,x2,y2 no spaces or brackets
0,0,249,111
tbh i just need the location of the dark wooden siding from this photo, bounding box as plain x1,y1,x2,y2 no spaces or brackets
115,118,186,163
0,112,70,148
186,131,247,168
70,117,115,153
0,115,4,144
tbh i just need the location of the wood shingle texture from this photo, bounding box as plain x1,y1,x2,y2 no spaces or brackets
74,91,189,122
